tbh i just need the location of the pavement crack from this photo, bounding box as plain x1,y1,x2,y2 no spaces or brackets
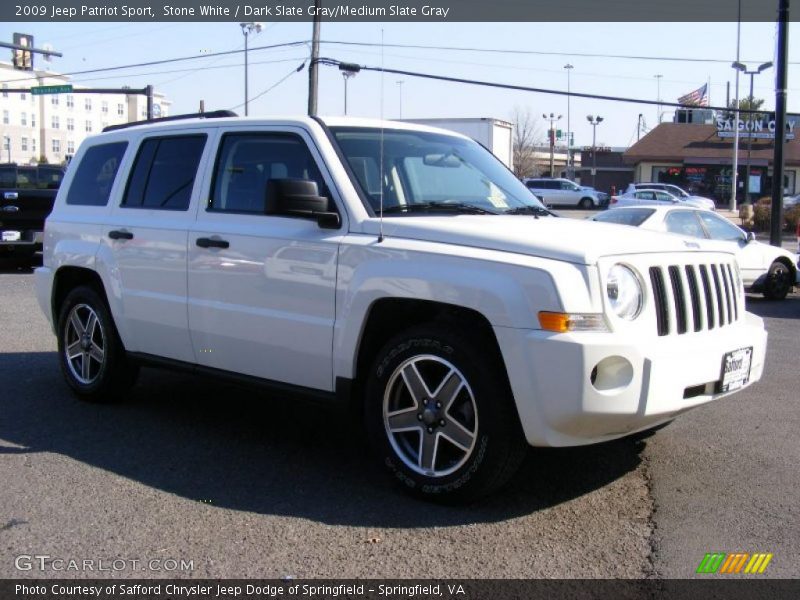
0,518,28,532
638,443,659,580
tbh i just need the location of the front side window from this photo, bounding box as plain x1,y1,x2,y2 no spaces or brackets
209,133,328,213
330,127,544,215
698,211,744,242
123,135,206,211
66,142,128,206
665,211,705,238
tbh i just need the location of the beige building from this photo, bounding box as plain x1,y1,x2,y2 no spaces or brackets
0,61,170,165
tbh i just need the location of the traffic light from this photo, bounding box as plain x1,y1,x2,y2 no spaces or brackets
12,33,34,71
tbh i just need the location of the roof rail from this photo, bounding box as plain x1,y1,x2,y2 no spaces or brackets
102,110,238,133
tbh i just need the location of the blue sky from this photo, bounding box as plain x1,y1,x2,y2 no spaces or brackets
1,21,795,147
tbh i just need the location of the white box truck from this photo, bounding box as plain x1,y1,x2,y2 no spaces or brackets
402,117,514,171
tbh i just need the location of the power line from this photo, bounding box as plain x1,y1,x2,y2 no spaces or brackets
0,40,309,85
320,39,778,65
227,61,306,111
320,58,792,116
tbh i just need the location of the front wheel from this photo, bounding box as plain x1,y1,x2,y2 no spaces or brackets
56,285,138,402
763,260,792,300
364,325,527,502
579,197,594,209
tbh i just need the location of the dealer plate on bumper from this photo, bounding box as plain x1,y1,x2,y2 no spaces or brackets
1,230,21,242
717,347,753,393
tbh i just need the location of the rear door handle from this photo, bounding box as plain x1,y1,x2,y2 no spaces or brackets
4,192,18,200
108,229,134,240
196,237,229,249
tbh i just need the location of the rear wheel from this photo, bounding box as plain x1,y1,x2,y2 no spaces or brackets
56,285,138,402
365,324,527,502
579,197,594,209
763,260,792,300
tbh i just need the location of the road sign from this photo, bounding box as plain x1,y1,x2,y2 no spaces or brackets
31,84,72,95
556,129,563,139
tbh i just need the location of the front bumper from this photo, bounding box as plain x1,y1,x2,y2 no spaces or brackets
494,311,767,447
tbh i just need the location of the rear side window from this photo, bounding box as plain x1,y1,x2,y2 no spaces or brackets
37,167,64,190
123,135,206,210
209,133,328,213
66,142,128,206
594,208,655,226
0,167,15,188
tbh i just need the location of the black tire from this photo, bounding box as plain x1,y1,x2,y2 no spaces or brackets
762,260,792,301
56,285,138,402
579,197,594,209
364,324,527,502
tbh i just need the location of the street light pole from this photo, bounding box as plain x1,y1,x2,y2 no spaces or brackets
655,74,663,124
732,61,772,204
342,70,355,115
730,0,742,212
564,64,573,179
587,115,604,188
240,22,263,116
543,112,562,177
396,80,404,118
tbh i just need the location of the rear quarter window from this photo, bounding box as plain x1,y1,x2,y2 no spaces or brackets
66,142,128,206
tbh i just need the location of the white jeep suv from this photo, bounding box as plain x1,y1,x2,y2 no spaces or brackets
36,114,767,501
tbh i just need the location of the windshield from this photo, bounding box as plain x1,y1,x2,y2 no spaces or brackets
329,127,546,215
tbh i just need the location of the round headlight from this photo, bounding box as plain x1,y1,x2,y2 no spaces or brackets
606,264,643,320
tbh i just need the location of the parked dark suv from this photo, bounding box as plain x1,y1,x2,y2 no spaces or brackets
0,163,64,262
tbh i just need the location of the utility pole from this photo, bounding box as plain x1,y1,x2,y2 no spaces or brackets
307,0,321,116
655,75,663,124
637,113,643,141
587,115,604,188
543,112,562,177
731,0,742,211
564,64,573,179
771,0,789,247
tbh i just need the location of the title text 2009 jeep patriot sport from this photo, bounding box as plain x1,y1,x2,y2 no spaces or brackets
36,114,767,501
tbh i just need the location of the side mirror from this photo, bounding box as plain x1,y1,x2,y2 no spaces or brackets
265,179,341,229
746,231,756,243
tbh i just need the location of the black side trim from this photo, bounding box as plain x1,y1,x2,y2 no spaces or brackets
127,352,340,405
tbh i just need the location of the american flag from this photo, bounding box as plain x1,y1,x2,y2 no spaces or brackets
678,84,709,107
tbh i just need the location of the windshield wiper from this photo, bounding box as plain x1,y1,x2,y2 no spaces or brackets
503,205,555,218
381,202,498,215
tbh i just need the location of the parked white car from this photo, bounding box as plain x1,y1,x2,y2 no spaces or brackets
611,188,715,210
625,182,716,210
523,177,601,208
592,206,798,300
36,114,767,501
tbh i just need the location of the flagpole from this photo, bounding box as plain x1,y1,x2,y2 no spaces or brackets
730,0,742,212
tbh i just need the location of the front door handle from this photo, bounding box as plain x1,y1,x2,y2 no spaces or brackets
196,237,229,249
4,192,18,200
108,229,134,240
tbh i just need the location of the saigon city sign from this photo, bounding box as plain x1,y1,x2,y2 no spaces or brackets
716,117,796,140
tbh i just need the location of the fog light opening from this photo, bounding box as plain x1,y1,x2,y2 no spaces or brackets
590,356,634,393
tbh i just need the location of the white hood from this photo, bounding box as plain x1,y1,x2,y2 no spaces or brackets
359,215,726,265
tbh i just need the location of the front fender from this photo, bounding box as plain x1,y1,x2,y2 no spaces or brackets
332,237,596,380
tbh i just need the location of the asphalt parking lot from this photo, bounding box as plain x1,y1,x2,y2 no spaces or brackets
0,258,798,579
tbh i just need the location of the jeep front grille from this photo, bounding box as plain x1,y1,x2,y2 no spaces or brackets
649,262,739,336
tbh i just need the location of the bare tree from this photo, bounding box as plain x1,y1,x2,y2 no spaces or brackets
511,106,543,178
